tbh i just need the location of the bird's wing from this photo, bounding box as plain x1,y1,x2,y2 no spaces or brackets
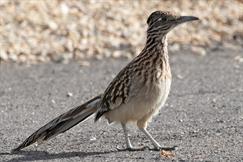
94,61,143,121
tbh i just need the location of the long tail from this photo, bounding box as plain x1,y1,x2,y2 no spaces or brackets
12,95,102,152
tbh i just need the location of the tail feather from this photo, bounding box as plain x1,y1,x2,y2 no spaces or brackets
12,95,102,152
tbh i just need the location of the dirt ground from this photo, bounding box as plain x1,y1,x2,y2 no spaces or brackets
0,48,243,161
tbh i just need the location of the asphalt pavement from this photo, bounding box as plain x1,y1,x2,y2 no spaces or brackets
0,48,243,161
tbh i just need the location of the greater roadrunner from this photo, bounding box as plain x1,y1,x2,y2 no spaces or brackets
12,11,199,152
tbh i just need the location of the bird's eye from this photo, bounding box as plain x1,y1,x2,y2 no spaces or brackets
161,17,167,21
158,17,167,22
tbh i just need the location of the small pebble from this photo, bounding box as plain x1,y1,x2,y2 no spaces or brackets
51,99,56,104
67,92,73,97
90,136,96,142
176,74,184,79
234,55,243,63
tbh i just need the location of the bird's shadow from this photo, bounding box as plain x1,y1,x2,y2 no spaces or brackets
2,149,118,162
1,146,177,161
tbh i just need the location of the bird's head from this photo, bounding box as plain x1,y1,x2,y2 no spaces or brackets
147,11,199,35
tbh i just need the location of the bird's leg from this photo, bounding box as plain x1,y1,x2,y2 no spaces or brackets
139,128,176,151
117,123,147,151
139,127,161,150
122,123,133,149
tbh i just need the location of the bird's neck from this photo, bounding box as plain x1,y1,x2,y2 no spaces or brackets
144,33,168,56
143,33,170,77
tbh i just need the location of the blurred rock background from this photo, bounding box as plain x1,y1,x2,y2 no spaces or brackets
0,0,242,64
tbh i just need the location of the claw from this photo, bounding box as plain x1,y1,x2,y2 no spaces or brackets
116,145,149,151
160,146,178,151
149,145,178,151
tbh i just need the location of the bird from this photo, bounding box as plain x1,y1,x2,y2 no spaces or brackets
12,11,199,152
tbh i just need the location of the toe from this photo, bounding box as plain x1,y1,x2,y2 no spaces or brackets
149,146,178,151
160,146,178,151
116,145,149,151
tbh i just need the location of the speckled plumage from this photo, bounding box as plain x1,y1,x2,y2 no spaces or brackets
95,36,171,125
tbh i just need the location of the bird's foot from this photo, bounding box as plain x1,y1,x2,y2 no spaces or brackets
149,145,178,151
116,145,149,151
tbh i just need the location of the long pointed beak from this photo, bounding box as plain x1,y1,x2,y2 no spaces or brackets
176,16,199,24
